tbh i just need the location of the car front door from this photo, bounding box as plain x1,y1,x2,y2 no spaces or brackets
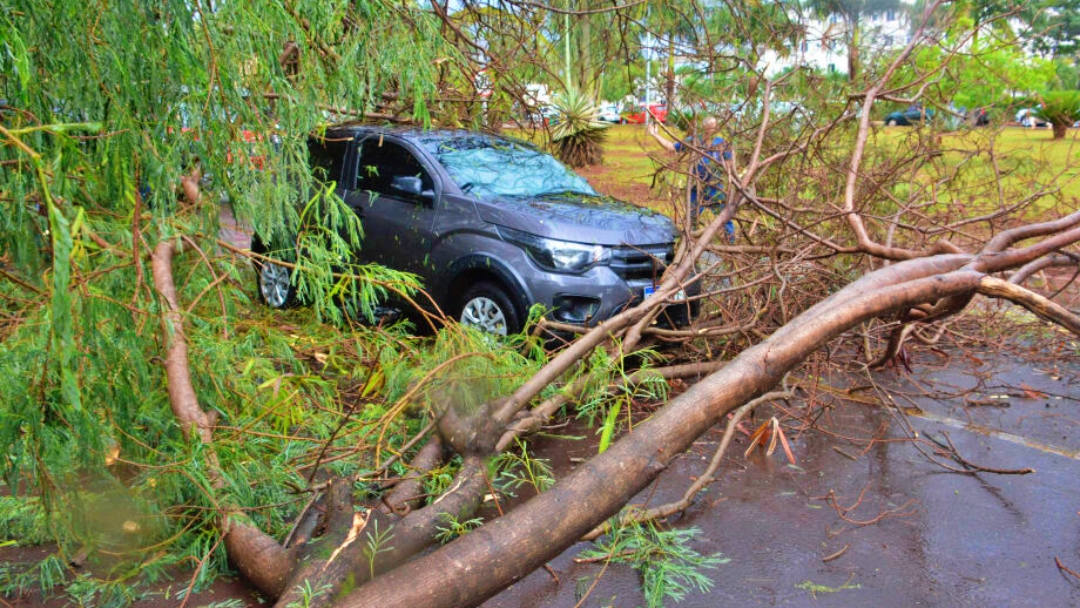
346,137,440,279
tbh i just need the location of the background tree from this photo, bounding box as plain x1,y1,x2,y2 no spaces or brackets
804,0,905,80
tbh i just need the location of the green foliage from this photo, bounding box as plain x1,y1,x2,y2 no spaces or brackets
0,554,67,599
898,34,1053,112
1053,57,1080,90
422,455,464,499
579,520,729,608
796,576,861,597
382,326,545,418
0,0,467,593
1024,0,1080,58
491,440,555,498
550,89,609,167
0,494,50,544
434,512,485,543
63,575,140,608
1034,91,1080,125
363,520,394,580
571,346,668,432
288,580,333,608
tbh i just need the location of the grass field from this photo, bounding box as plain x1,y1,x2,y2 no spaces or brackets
558,123,1080,218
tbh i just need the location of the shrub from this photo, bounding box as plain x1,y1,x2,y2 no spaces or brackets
550,88,609,167
1034,91,1080,139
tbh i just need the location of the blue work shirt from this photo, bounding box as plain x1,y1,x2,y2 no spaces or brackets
673,136,731,204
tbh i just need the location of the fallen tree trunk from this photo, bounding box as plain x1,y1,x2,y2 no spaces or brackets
339,262,988,607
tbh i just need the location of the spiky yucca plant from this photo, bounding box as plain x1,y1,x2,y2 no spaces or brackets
550,89,609,167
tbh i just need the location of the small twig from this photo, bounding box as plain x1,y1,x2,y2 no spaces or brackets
177,532,223,608
361,419,436,480
582,389,792,540
571,553,613,608
180,235,229,339
1056,556,1080,581
482,467,504,517
822,543,850,563
832,446,859,462
816,487,919,527
543,563,559,583
939,431,1035,475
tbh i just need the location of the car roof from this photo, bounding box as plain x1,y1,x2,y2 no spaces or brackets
319,124,500,144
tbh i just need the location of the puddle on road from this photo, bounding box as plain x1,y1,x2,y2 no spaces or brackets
485,352,1080,608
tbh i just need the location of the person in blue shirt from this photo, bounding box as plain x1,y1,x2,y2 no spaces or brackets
648,117,735,240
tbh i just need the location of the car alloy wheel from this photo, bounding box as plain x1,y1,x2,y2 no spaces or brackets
457,280,521,336
259,261,293,309
460,296,508,336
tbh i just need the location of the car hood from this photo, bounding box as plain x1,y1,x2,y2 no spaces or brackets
475,193,676,246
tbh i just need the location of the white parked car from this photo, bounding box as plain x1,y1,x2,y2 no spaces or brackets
1016,108,1048,128
597,103,621,123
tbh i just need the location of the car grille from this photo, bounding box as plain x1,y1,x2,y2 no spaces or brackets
609,244,674,284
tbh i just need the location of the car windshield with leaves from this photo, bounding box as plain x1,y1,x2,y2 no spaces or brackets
424,135,596,199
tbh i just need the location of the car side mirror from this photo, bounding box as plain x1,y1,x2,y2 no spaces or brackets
391,175,423,196
391,176,435,202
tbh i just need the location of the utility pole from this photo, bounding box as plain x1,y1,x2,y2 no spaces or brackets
564,1,572,90
644,4,652,126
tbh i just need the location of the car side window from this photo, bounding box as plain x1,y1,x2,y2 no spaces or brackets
308,137,350,184
356,140,434,199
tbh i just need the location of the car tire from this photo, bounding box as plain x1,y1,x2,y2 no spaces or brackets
887,119,898,127
252,237,299,309
458,281,521,336
255,256,298,309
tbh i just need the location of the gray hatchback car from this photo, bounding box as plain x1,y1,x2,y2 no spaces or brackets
253,126,696,334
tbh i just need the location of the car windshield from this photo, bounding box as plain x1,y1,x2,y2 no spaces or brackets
423,135,597,199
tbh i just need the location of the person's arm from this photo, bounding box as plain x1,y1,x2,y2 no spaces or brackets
647,123,678,152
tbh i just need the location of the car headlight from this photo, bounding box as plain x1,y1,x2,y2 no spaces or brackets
498,226,610,274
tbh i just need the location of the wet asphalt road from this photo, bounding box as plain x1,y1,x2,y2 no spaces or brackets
486,347,1080,608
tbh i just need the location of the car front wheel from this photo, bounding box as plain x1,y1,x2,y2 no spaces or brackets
458,281,521,336
256,258,297,309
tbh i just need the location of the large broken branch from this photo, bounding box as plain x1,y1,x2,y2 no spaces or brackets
338,260,988,608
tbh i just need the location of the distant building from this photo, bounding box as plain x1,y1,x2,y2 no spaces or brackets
761,10,911,76
524,83,552,107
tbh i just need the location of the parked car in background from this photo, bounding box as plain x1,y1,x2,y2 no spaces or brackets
620,103,668,124
1016,107,1049,128
253,126,698,335
884,105,935,126
597,103,622,123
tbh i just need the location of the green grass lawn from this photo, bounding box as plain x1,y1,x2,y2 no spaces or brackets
946,127,1080,205
874,125,1080,214
512,122,1080,221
